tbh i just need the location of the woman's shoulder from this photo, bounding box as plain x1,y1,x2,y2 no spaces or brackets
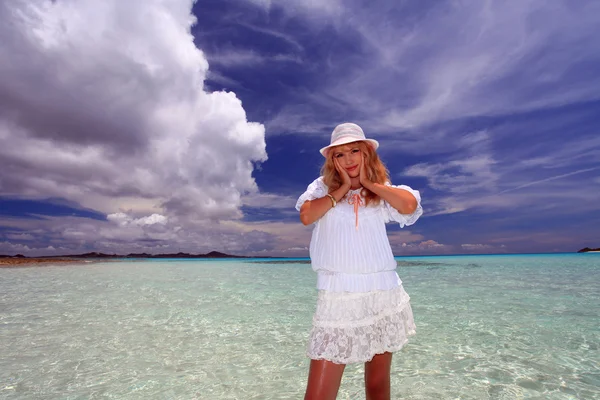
299,176,328,197
296,176,328,211
307,176,327,188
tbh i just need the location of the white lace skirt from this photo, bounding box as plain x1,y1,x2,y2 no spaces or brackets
307,285,416,364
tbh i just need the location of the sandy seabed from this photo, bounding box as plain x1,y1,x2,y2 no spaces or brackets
0,258,96,267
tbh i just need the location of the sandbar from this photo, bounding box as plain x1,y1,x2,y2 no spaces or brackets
0,258,100,268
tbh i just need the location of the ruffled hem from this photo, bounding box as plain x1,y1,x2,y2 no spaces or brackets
307,285,416,364
316,270,401,292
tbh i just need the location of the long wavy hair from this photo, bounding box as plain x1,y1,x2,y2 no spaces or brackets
321,141,389,206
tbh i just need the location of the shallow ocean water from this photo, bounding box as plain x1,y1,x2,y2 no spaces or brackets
1,254,599,399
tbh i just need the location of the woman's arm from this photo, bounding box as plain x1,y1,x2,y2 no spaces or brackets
299,184,350,225
300,157,354,225
364,182,418,214
359,154,418,214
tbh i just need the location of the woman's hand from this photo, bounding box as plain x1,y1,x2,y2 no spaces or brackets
359,152,373,189
334,157,352,188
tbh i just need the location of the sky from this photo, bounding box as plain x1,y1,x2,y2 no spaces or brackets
1,0,599,257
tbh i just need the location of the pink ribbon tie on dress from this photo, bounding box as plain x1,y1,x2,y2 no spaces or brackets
348,193,364,231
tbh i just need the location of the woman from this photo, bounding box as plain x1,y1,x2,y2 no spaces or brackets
296,123,423,400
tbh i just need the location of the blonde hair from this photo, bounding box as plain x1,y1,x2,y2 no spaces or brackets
320,141,389,206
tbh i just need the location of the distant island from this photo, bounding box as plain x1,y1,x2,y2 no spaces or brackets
0,251,250,259
0,251,274,266
577,247,600,253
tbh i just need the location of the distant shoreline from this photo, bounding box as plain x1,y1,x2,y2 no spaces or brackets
1,251,597,268
0,251,260,266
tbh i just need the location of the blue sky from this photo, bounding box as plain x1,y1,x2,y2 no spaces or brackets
1,0,599,256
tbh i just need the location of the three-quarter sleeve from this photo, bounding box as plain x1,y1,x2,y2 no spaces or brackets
295,177,327,211
382,183,423,227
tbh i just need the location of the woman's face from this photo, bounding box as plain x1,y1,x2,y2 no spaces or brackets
332,143,362,178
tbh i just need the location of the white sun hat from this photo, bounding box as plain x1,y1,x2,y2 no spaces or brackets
319,123,379,157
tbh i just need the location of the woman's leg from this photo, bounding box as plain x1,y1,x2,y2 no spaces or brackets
304,359,346,400
364,352,393,400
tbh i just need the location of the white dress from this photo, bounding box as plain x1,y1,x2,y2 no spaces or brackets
296,177,423,364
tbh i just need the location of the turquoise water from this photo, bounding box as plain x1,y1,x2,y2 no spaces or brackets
0,254,599,399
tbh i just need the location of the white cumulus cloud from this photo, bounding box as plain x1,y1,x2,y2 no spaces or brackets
0,0,267,223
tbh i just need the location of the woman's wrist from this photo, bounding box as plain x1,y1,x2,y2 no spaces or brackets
363,180,378,194
332,184,350,202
